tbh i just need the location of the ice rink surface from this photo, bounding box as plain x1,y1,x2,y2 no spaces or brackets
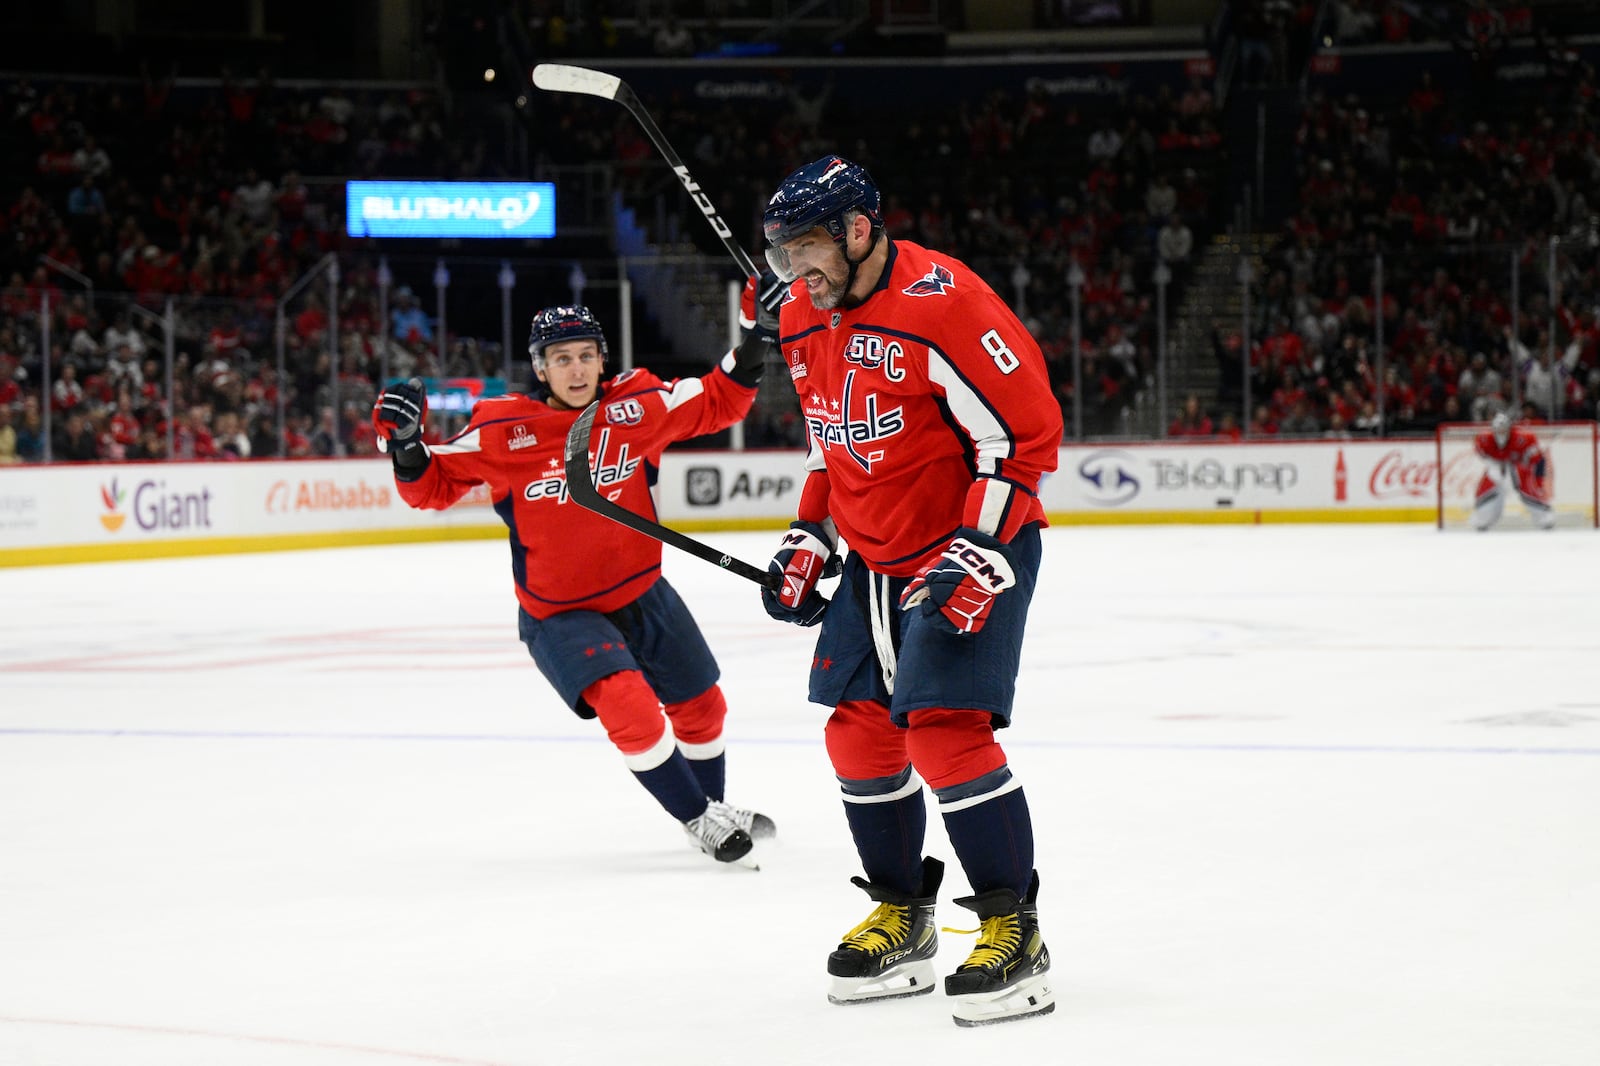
2,524,1597,1066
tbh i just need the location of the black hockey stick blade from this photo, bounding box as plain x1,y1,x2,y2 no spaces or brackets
531,63,760,280
563,402,780,590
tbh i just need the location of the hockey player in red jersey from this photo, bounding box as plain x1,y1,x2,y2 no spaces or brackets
758,156,1062,1025
1472,412,1555,530
372,296,783,864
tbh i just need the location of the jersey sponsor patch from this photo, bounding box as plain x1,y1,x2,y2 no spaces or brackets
507,423,538,450
902,263,955,297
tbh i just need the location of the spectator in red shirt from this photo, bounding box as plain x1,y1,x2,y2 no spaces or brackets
1168,394,1215,437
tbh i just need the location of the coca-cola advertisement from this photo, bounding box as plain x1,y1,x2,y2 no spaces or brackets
1365,448,1478,502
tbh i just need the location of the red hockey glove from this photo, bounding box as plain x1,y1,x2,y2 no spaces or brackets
762,520,835,627
900,529,1017,636
372,377,430,478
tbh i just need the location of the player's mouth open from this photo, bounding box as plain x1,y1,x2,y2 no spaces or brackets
805,272,828,291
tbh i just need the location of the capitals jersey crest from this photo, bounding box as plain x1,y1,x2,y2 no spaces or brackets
902,263,955,298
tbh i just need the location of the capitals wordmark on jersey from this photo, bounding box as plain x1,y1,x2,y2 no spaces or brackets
392,366,755,618
803,369,905,474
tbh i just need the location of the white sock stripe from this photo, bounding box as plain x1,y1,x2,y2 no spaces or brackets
841,769,925,804
622,722,678,772
936,773,1022,813
678,737,725,760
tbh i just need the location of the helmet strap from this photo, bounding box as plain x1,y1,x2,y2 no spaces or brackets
836,223,883,310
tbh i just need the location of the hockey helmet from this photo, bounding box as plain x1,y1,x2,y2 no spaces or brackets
762,156,882,279
527,305,608,372
1491,410,1511,447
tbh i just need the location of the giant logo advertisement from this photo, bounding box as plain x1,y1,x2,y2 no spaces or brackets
97,475,214,535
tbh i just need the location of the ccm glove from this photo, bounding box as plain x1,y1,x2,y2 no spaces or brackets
730,271,787,387
762,519,836,627
900,528,1017,636
372,377,430,479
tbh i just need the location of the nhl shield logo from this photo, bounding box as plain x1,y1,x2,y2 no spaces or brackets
685,466,722,506
830,311,842,329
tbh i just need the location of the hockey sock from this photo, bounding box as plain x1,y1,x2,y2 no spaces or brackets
937,775,1034,899
683,750,725,801
584,673,708,824
630,746,713,824
828,699,928,893
905,707,1033,898
841,774,929,896
666,687,728,801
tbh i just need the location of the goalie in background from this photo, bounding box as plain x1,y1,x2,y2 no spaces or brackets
371,290,781,865
1472,412,1556,530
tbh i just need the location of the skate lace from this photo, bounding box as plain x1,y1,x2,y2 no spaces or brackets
945,914,1021,970
709,801,756,834
689,809,738,847
840,903,911,955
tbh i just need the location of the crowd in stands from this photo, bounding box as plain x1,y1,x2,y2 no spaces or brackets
1,50,1224,463
538,67,1222,442
15,5,1595,467
0,68,521,465
1180,14,1600,441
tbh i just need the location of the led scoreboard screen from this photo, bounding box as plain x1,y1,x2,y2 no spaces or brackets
346,181,557,239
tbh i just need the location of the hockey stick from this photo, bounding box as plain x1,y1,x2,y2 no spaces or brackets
564,401,780,590
531,63,760,279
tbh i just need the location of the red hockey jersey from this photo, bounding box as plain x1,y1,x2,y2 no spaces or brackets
396,365,756,619
1474,424,1545,467
1474,423,1551,501
779,239,1062,574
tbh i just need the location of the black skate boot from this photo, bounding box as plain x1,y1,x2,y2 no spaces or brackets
944,871,1054,1026
683,804,754,864
826,856,944,1005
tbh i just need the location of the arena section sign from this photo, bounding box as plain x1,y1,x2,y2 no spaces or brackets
346,181,557,239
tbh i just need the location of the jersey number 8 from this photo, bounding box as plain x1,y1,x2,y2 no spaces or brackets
981,329,1020,375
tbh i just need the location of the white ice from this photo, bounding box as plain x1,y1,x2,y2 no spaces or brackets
1,525,1597,1066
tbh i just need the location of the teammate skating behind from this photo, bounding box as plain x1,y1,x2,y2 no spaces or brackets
1472,412,1555,530
758,156,1062,1025
373,294,782,864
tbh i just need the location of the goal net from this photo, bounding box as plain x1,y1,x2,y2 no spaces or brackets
1436,421,1598,529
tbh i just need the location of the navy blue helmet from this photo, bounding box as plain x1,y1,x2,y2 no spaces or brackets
527,305,608,370
762,156,882,249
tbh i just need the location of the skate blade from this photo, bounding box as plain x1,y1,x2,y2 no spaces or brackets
827,962,937,1005
950,972,1055,1027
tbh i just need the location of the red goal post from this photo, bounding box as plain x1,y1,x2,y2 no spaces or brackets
1435,421,1599,530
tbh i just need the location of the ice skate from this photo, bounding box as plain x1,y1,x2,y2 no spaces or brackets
707,799,775,840
826,857,943,1005
683,804,754,865
944,871,1054,1026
